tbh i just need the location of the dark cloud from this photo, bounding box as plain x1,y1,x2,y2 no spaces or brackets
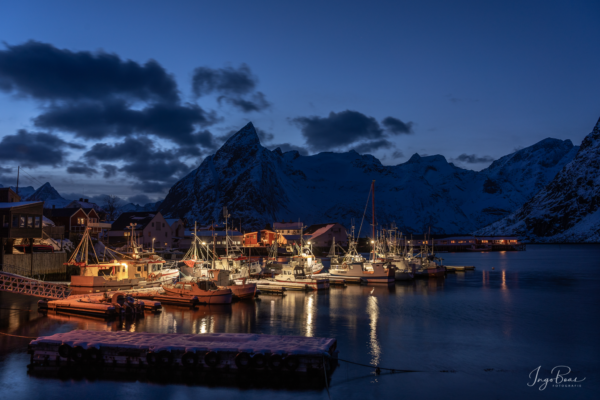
193,64,270,113
454,154,495,164
266,143,309,156
66,161,96,177
382,116,413,135
0,129,84,167
192,64,256,97
101,164,118,179
127,194,152,205
34,100,219,148
0,41,179,103
219,91,270,112
0,166,12,183
256,128,274,142
392,150,404,159
352,139,394,154
292,110,384,152
84,137,191,194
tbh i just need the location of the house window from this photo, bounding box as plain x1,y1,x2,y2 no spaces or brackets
137,266,141,272
19,216,25,228
28,216,33,227
34,216,41,228
124,232,130,237
148,232,151,237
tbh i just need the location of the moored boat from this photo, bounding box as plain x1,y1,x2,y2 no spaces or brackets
162,279,233,304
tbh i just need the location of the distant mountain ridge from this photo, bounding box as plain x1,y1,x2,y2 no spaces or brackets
159,122,579,234
476,117,600,242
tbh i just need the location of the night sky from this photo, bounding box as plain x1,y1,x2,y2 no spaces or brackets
0,0,598,203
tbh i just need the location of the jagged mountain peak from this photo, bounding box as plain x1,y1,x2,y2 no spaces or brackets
222,122,260,149
26,182,64,201
407,153,422,163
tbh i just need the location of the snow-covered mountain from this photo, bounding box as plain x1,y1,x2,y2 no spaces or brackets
4,185,36,199
26,182,71,208
115,200,163,217
477,117,600,242
159,122,578,234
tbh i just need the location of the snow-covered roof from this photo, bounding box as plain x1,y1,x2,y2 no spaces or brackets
304,224,334,239
0,201,43,209
42,216,55,227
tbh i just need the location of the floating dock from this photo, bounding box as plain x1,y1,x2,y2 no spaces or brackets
38,292,162,317
28,330,337,375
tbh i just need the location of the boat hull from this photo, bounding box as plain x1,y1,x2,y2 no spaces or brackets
229,283,257,299
275,278,330,290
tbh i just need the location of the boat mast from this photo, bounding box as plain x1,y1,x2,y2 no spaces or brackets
371,180,375,258
194,221,198,260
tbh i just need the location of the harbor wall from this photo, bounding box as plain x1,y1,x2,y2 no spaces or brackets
1,253,67,277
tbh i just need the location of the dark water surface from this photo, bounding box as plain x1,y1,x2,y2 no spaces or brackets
1,244,599,399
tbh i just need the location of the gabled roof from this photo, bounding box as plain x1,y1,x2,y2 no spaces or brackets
111,211,159,231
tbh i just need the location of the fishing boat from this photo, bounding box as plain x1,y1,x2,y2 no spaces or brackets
68,228,177,293
203,269,257,300
328,181,395,283
178,223,213,278
162,279,233,304
274,265,330,290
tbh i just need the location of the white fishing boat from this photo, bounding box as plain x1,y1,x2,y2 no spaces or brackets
255,265,329,290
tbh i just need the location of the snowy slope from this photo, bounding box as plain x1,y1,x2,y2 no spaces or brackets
160,122,579,234
477,117,600,242
115,200,163,217
7,185,36,199
26,182,71,208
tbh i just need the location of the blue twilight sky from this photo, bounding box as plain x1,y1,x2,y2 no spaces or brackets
0,0,598,203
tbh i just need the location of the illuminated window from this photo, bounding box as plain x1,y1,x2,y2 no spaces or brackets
19,216,25,228
28,216,33,227
35,216,41,228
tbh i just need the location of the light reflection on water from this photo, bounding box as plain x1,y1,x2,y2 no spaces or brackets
0,244,599,399
367,294,380,366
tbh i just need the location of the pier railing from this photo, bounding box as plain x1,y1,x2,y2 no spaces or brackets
0,269,69,299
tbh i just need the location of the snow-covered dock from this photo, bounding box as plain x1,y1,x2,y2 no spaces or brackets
28,330,337,374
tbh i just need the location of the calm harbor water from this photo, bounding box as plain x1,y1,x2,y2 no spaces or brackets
1,244,599,399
